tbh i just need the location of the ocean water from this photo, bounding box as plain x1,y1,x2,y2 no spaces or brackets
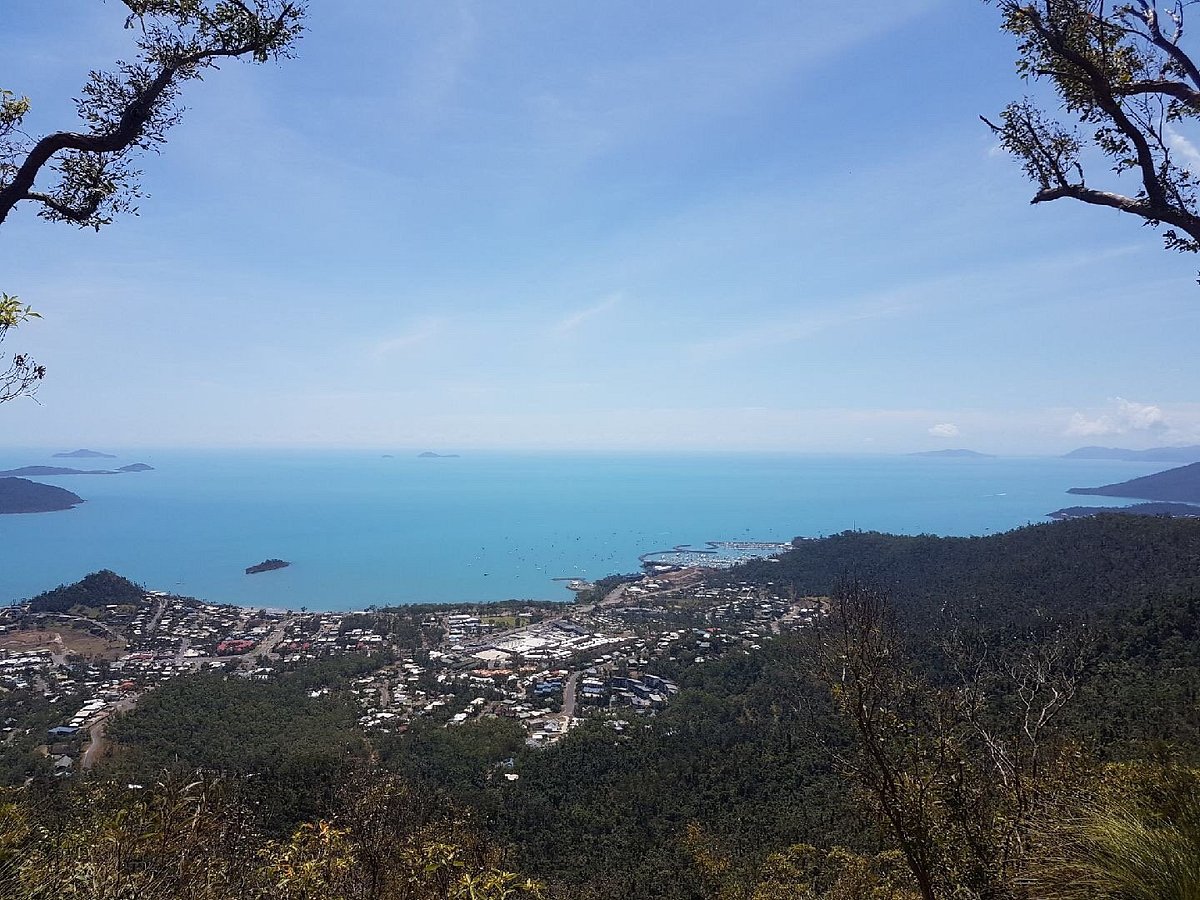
0,450,1170,610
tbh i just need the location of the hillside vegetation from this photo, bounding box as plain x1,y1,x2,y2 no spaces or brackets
4,516,1200,898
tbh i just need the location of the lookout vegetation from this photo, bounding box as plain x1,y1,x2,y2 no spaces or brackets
987,0,1200,262
0,0,306,401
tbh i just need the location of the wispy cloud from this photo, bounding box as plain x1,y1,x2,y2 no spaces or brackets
396,0,478,119
552,293,621,335
928,423,960,438
370,317,443,359
523,0,939,168
688,293,917,360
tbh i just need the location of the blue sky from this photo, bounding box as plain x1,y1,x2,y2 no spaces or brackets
2,0,1198,453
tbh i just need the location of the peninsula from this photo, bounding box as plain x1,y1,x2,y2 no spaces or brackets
0,477,85,514
0,463,154,477
1049,502,1200,520
1068,462,1200,503
245,559,290,575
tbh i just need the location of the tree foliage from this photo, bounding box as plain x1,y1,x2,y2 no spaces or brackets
0,774,543,900
0,1,305,230
0,1,306,402
0,294,44,404
986,0,1200,261
104,667,367,832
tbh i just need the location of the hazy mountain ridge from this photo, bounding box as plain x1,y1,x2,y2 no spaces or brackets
1063,445,1200,462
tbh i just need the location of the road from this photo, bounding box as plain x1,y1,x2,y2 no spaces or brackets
146,593,168,636
560,671,580,719
81,696,136,771
252,618,292,660
180,617,294,669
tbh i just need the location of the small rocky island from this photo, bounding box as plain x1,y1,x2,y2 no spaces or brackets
0,477,84,514
418,451,460,458
245,558,290,575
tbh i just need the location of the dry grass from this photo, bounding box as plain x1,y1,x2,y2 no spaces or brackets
0,626,126,660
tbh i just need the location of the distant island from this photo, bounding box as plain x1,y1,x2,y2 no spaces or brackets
907,449,995,458
1049,502,1200,520
418,451,460,458
52,449,116,459
245,558,290,575
0,463,153,477
1068,462,1200,503
1063,445,1200,463
0,477,85,514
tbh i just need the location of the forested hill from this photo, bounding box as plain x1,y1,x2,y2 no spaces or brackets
0,477,83,514
722,515,1200,627
28,569,145,613
1068,461,1200,503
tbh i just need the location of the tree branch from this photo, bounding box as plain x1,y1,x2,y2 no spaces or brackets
0,2,303,227
1112,77,1200,108
1132,0,1200,94
24,190,104,224
0,63,180,226
1032,181,1200,238
1021,4,1169,210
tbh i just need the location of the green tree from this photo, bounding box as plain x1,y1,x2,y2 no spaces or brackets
0,294,43,404
1,1,305,229
985,1,1200,261
0,1,305,400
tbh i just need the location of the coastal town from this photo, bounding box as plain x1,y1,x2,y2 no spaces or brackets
0,565,822,777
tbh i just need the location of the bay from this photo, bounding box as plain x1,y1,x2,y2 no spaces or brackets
0,449,1170,610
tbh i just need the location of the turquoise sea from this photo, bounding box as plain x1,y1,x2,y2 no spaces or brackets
0,450,1171,610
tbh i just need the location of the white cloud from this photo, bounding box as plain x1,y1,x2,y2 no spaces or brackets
928,423,960,438
1167,124,1200,172
1065,397,1169,437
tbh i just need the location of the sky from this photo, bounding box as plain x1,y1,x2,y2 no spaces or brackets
2,0,1198,454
